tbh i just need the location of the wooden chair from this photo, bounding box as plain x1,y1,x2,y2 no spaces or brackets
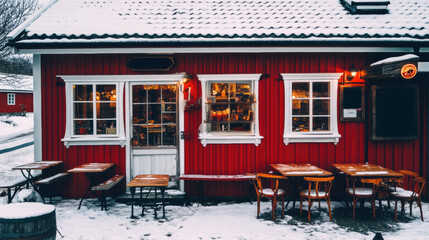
253,173,288,221
390,171,425,221
299,176,335,222
346,177,382,220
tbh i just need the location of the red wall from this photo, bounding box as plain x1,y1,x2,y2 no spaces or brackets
41,53,427,199
0,92,33,113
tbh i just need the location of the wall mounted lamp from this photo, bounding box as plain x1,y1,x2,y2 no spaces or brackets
180,73,193,85
347,64,358,81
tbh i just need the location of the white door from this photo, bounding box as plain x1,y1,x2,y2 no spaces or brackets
130,84,179,178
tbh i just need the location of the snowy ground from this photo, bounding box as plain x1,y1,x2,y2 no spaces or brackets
1,115,429,239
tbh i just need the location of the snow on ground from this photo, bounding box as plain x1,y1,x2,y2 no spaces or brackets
2,115,429,239
0,113,34,142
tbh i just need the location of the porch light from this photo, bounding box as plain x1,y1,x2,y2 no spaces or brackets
347,64,358,81
180,74,193,85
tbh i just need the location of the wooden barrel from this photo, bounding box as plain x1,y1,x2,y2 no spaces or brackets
0,203,56,240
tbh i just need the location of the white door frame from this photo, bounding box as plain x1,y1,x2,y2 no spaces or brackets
125,74,186,191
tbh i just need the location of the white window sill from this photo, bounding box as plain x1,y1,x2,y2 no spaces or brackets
62,137,127,148
199,134,263,146
283,133,341,145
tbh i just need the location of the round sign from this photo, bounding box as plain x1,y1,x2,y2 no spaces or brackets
401,64,417,79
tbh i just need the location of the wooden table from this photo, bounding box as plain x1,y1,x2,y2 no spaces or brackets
13,161,63,188
331,163,403,178
127,174,169,218
68,162,115,210
270,163,332,209
270,163,333,177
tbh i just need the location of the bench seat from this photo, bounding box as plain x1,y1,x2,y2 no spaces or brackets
0,173,42,203
91,175,125,210
35,173,70,185
92,175,125,191
179,174,255,181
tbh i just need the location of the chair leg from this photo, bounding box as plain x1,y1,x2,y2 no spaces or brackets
300,197,303,215
410,201,413,216
272,197,277,221
353,198,358,220
257,196,260,219
394,200,398,221
327,197,332,221
416,199,424,222
281,197,285,218
308,199,311,222
401,200,405,215
371,198,376,219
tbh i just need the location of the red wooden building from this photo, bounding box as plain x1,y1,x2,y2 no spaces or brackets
7,0,429,199
0,74,33,114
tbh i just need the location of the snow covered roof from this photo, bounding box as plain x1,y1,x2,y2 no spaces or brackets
7,0,429,47
0,74,33,93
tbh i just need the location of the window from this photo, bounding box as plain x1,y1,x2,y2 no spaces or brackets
198,74,263,146
131,84,178,148
61,76,125,148
281,73,342,145
7,93,15,105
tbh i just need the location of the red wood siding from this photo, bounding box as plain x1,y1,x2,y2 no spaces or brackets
0,92,33,113
41,53,427,198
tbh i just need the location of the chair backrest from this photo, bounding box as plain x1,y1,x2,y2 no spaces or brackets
399,170,420,191
254,173,287,197
412,177,426,198
303,176,335,198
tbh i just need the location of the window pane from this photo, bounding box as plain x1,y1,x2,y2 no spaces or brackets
148,104,161,124
164,104,176,112
74,120,93,135
163,125,176,146
162,113,176,124
292,117,309,132
148,125,162,146
74,85,93,101
162,85,176,102
74,103,93,118
292,82,309,98
132,85,147,103
97,103,116,118
148,85,161,103
313,82,330,98
97,120,116,135
313,117,330,131
132,125,147,146
132,105,147,124
211,83,229,100
236,83,251,102
313,99,330,115
96,85,116,101
292,100,309,115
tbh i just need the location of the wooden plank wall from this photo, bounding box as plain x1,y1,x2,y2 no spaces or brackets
41,53,427,198
0,92,33,113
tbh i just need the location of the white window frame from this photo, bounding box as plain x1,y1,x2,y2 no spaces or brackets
198,74,263,146
61,76,126,148
281,73,342,145
7,93,15,105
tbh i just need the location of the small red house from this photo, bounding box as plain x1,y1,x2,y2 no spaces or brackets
0,74,33,114
7,0,429,199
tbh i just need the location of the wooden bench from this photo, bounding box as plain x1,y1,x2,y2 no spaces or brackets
91,175,125,210
179,174,256,205
35,172,70,203
0,173,42,203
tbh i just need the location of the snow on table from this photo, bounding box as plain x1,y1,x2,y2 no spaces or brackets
0,202,55,219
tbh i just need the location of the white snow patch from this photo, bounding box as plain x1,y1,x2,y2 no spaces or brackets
370,54,419,66
0,202,55,219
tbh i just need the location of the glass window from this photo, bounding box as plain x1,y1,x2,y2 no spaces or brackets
131,84,177,148
72,84,117,136
198,74,263,147
7,93,15,105
282,73,342,145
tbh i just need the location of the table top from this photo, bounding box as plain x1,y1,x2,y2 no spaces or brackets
331,163,403,178
270,163,332,177
127,174,169,187
68,162,115,173
12,161,63,170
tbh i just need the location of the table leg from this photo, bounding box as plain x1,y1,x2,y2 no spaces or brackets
161,187,166,218
78,186,92,210
154,187,158,218
130,187,136,218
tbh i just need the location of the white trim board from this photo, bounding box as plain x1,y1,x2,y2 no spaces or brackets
33,54,42,162
16,47,414,55
418,62,429,72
